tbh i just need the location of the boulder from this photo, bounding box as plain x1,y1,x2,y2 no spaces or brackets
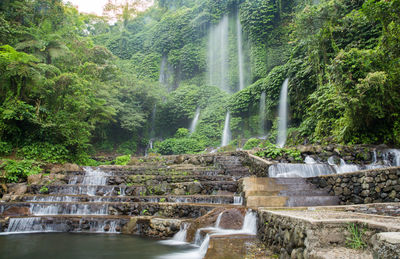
7,183,27,195
218,208,245,230
50,163,81,174
2,206,30,216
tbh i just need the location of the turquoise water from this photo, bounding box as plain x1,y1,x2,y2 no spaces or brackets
0,233,192,259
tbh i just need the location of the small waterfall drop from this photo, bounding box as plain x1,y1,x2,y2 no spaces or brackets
214,212,224,228
234,196,243,205
160,210,257,259
304,156,317,164
208,15,229,93
159,223,189,246
221,111,231,147
189,108,200,134
277,78,289,148
150,104,157,138
259,91,266,136
236,11,245,91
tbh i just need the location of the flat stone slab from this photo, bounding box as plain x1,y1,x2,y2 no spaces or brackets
260,208,400,231
376,232,400,244
309,247,373,259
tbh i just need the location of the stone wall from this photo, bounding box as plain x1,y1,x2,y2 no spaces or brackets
257,208,400,259
307,167,400,205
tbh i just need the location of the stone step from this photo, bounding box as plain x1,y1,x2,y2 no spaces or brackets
1,202,239,218
0,215,187,238
246,196,288,207
205,234,258,259
28,181,238,196
13,194,236,204
66,175,236,185
246,195,340,207
286,196,340,207
57,168,224,177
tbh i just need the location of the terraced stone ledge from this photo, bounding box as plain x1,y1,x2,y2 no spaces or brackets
257,204,400,258
1,202,238,218
0,215,186,238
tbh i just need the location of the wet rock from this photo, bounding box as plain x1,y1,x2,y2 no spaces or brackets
2,206,30,216
50,163,81,173
218,208,246,230
7,183,27,195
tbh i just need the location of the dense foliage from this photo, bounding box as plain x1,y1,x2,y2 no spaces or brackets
0,0,399,163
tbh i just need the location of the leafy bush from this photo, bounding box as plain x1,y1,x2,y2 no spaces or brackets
243,138,261,150
115,155,131,165
255,142,302,161
156,138,204,155
0,141,12,155
0,159,42,183
17,143,69,163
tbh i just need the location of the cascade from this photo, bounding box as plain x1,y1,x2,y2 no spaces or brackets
269,163,336,178
221,111,231,147
214,212,224,228
259,91,266,136
3,167,120,234
159,54,167,85
236,11,245,91
234,196,243,205
304,156,317,164
277,78,289,148
150,104,157,138
208,15,229,93
189,107,201,134
160,210,258,259
383,149,400,166
160,223,189,246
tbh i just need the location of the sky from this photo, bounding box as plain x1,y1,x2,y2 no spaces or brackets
63,0,109,16
63,0,154,16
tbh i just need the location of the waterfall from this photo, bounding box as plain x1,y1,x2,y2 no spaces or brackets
236,11,245,91
159,210,258,259
159,223,189,246
208,15,229,93
214,212,224,228
383,149,400,166
234,196,243,205
259,91,266,136
221,111,231,147
277,78,289,148
159,54,167,85
304,156,317,164
150,104,157,138
269,163,336,178
189,108,200,134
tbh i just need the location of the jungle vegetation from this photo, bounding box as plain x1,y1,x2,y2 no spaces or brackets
0,0,399,170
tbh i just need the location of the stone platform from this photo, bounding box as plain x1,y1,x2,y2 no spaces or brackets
257,203,400,259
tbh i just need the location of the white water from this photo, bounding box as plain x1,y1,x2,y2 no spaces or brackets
189,108,201,134
259,91,266,136
81,167,109,186
234,196,243,205
159,54,168,86
269,163,336,178
304,156,317,164
221,111,231,147
214,212,224,228
236,11,245,91
159,210,257,259
272,149,400,178
383,149,400,166
208,15,229,93
159,223,189,246
277,78,289,148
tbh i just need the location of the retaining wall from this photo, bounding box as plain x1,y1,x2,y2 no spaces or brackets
307,167,400,205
